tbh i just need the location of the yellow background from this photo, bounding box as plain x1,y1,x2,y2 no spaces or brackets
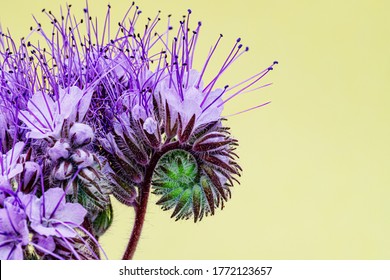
2,0,390,259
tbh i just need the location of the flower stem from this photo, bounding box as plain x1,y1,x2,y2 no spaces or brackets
122,142,183,260
122,177,151,260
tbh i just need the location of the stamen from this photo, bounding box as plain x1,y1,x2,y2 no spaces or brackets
196,34,223,89
202,85,229,112
224,101,271,117
31,242,65,260
218,67,272,107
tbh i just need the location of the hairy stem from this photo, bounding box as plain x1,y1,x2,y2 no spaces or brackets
122,174,151,260
122,141,182,260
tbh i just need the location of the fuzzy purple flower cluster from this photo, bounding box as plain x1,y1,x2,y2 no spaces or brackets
0,3,275,259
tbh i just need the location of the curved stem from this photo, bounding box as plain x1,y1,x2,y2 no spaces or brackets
122,177,151,260
122,141,185,260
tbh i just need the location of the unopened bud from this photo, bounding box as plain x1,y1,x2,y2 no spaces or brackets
71,149,94,169
69,123,94,147
53,161,74,181
78,167,98,183
21,161,40,193
48,140,70,162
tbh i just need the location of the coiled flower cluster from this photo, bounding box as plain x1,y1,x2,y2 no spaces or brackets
0,3,276,259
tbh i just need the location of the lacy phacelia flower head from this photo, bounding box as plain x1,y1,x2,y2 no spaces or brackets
0,3,276,259
95,9,275,222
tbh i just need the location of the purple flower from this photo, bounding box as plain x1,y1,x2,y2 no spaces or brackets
157,70,225,129
27,188,87,238
0,2,277,259
0,201,29,260
18,86,92,139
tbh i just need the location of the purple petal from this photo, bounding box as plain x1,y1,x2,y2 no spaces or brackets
54,203,87,226
6,142,24,166
143,117,158,134
6,164,23,179
58,86,84,120
26,91,56,125
0,244,24,260
76,89,93,122
40,188,66,218
132,104,147,121
31,223,59,237
185,69,203,88
33,235,56,252
0,202,29,244
52,223,78,238
18,192,38,221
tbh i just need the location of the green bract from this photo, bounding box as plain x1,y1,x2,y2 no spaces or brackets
152,149,234,222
